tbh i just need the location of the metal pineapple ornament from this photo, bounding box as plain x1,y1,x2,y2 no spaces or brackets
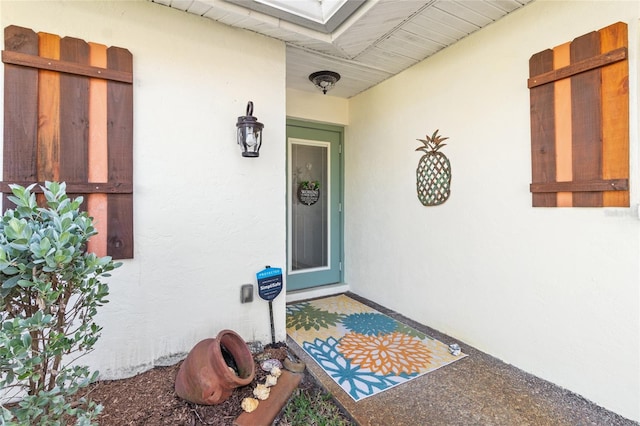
415,129,451,206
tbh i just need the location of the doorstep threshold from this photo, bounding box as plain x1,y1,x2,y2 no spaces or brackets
285,282,349,303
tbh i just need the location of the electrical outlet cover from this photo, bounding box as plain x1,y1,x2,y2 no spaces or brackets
241,284,253,303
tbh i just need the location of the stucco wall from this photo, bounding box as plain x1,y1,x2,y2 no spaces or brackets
345,0,640,421
286,88,349,125
0,0,287,378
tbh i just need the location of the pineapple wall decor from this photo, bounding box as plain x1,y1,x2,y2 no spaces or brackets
415,130,451,206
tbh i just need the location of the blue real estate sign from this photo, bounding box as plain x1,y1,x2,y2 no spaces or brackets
256,267,283,301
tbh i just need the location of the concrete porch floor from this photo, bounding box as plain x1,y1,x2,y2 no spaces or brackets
286,292,637,426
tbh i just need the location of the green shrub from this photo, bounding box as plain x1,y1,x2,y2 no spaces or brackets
0,182,121,425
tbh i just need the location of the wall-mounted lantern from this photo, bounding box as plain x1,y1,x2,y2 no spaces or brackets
236,101,263,157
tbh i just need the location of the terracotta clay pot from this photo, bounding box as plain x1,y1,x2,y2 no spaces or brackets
174,329,255,405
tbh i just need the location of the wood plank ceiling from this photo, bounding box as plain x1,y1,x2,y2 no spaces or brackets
150,0,535,98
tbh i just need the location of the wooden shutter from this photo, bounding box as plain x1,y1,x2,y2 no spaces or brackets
1,25,134,259
528,22,629,207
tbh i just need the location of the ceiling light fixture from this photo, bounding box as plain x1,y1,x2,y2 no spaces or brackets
309,70,341,95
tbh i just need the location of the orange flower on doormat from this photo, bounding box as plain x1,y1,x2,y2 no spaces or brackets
338,332,432,376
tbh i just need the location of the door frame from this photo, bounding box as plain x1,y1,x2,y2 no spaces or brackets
286,118,344,291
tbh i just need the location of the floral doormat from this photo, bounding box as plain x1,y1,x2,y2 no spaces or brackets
286,294,467,401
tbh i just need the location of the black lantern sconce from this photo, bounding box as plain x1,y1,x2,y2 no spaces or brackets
236,101,264,157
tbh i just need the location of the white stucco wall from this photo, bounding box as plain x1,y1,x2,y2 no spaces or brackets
0,1,287,378
286,88,349,125
345,0,640,421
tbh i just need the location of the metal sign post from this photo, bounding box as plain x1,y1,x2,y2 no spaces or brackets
256,266,283,345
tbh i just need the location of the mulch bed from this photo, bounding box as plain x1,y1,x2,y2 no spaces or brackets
86,343,296,426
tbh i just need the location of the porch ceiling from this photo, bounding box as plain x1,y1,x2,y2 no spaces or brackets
150,0,535,98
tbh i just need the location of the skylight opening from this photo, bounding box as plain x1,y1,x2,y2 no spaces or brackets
255,0,348,24
224,0,366,33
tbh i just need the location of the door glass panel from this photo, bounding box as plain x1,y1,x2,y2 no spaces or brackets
289,139,329,273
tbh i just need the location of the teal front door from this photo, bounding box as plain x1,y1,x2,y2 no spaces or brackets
286,120,343,291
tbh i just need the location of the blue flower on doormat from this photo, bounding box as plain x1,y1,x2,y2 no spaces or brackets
342,312,397,336
287,303,345,331
303,337,397,400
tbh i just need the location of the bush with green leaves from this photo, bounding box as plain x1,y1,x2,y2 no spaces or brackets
0,182,121,425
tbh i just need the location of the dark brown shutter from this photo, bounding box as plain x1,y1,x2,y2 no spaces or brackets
2,25,134,258
528,22,629,207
